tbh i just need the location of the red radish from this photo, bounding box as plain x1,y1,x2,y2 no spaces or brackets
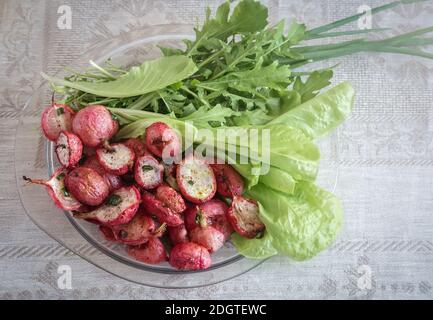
23,168,84,211
74,186,140,226
134,155,163,189
169,242,211,270
82,155,123,192
127,237,167,264
41,104,74,141
123,138,149,157
176,157,216,204
72,105,118,147
162,163,179,190
155,184,186,214
99,225,117,241
145,122,181,159
65,167,109,206
96,143,135,176
55,131,83,168
227,196,265,239
141,191,183,227
210,164,244,198
111,212,155,245
189,226,225,253
168,224,189,245
184,201,233,242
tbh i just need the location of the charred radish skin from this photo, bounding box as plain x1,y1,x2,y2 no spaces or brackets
168,224,189,245
55,131,83,168
111,212,156,245
210,164,244,198
96,142,135,176
176,157,216,204
72,105,118,147
155,184,186,214
99,225,117,242
134,155,163,189
227,196,265,239
82,155,123,192
123,138,149,157
74,186,140,226
141,191,183,227
23,168,84,211
41,104,75,141
145,122,181,159
65,167,110,206
169,242,211,270
189,226,225,253
127,237,167,264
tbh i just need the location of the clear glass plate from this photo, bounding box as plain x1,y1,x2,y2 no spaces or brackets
14,24,339,288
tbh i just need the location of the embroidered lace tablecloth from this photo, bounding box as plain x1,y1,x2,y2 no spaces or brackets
1,0,432,299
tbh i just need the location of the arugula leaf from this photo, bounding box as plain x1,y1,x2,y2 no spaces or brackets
42,56,197,98
293,70,333,102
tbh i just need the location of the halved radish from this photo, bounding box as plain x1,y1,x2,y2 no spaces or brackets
127,237,167,264
168,224,189,245
189,226,225,253
145,122,181,159
111,212,155,245
65,167,110,206
82,155,123,192
74,186,140,226
96,143,135,176
134,155,163,189
162,162,179,191
227,196,265,239
123,138,149,157
169,242,211,270
23,168,84,211
184,199,229,230
55,131,83,168
141,191,183,227
176,157,216,204
155,184,186,214
41,104,75,141
210,164,244,198
99,225,117,241
72,105,118,147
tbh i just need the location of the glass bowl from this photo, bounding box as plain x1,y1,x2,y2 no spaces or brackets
14,24,339,288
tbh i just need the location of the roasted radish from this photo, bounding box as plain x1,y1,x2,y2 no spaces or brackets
82,155,123,192
74,186,140,226
134,155,163,189
184,200,233,241
169,242,211,270
168,224,189,245
155,184,186,214
189,226,225,253
145,122,181,159
99,225,117,241
211,164,244,198
65,167,109,206
55,131,83,168
111,212,155,245
127,237,167,264
176,157,216,204
41,104,74,141
23,168,84,211
227,196,265,239
162,163,179,190
141,191,183,227
123,138,149,157
96,143,135,176
72,105,118,147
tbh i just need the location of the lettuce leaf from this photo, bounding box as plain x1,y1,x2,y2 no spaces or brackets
247,181,343,260
231,229,278,259
42,56,197,98
268,82,355,138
